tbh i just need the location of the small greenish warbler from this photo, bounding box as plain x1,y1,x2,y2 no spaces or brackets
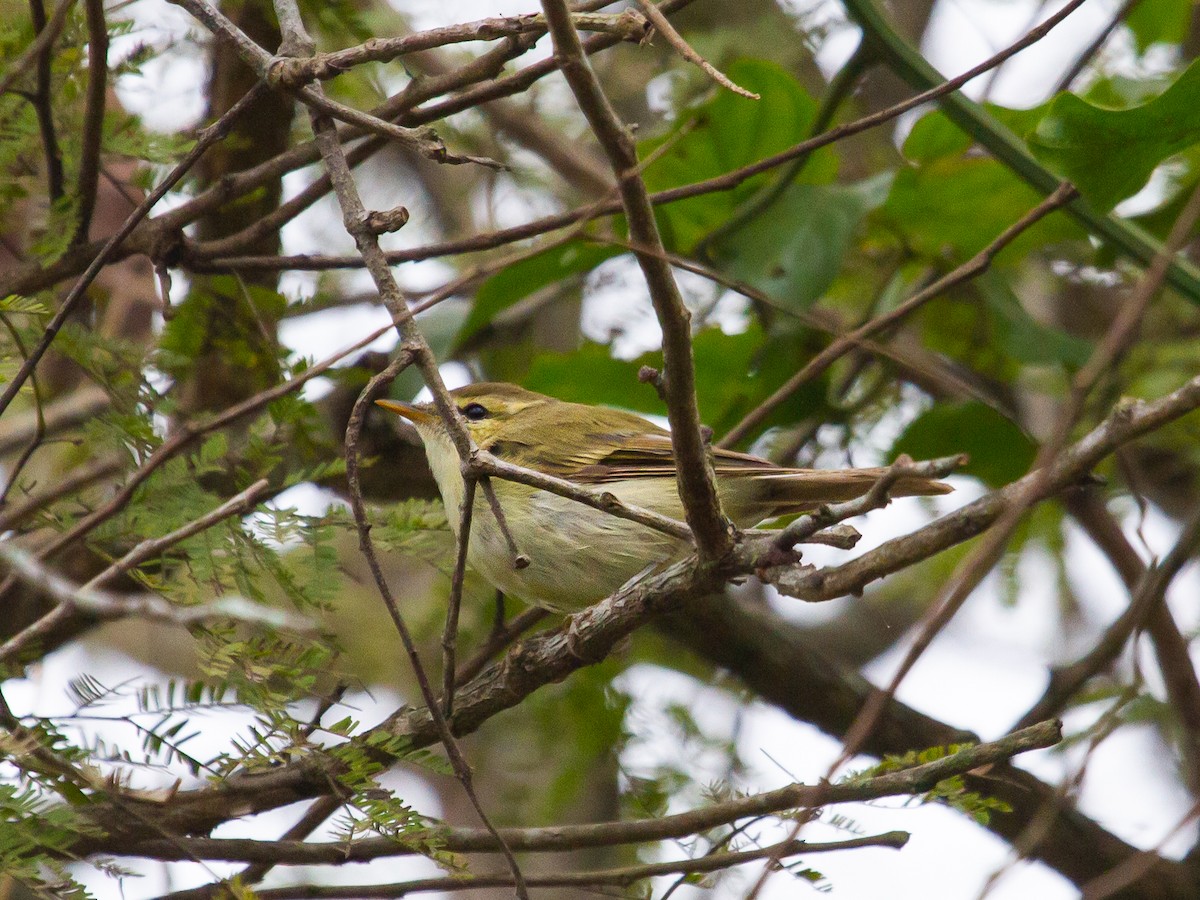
376,383,951,611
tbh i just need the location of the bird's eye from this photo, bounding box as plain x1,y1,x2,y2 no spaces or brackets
461,402,489,421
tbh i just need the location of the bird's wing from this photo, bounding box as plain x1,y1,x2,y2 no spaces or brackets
525,412,952,508
571,435,951,507
570,433,774,483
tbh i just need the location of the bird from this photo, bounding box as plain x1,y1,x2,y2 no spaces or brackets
376,382,951,611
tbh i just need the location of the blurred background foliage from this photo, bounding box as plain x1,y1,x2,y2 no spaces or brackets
5,0,1200,897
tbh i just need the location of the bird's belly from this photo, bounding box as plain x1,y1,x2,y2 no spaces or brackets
466,487,683,611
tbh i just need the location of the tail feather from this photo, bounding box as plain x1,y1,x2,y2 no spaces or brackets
718,466,952,524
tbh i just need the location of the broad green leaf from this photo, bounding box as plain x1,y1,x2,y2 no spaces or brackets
1029,57,1200,211
523,324,826,438
456,241,620,348
1126,0,1191,53
390,300,470,401
523,343,652,414
977,273,1092,367
1084,73,1179,109
901,112,972,163
882,157,1081,261
717,173,893,311
902,104,1049,165
890,401,1035,488
640,59,836,251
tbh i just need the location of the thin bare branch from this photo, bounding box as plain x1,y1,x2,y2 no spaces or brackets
830,179,1200,784
167,832,908,898
27,0,64,201
280,0,528,889
169,0,496,168
271,10,649,86
634,0,758,98
541,0,731,558
0,544,314,663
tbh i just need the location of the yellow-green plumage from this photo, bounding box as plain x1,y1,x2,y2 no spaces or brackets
379,383,951,611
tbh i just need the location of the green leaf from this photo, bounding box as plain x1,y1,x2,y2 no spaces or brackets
524,324,826,437
717,173,893,311
977,273,1092,367
523,342,651,414
390,300,470,401
902,104,1050,165
882,156,1080,261
1126,0,1191,53
901,111,973,163
1029,57,1200,211
0,294,49,316
455,241,620,348
640,59,836,251
890,401,1035,489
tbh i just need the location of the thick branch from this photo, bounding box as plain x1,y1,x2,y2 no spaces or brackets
789,375,1200,601
270,10,649,86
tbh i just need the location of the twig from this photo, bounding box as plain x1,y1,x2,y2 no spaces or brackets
190,0,1089,277
441,475,476,717
693,38,874,261
233,796,344,891
169,0,496,168
1079,798,1200,899
176,832,908,898
782,375,1200,604
472,449,692,541
72,0,108,246
1053,0,1142,94
475,478,528,570
1016,492,1200,731
777,456,964,552
1059,493,1200,796
27,0,64,201
634,0,757,98
829,178,1200,800
0,544,314,663
376,0,695,126
454,606,548,687
604,238,1004,413
280,0,528,890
